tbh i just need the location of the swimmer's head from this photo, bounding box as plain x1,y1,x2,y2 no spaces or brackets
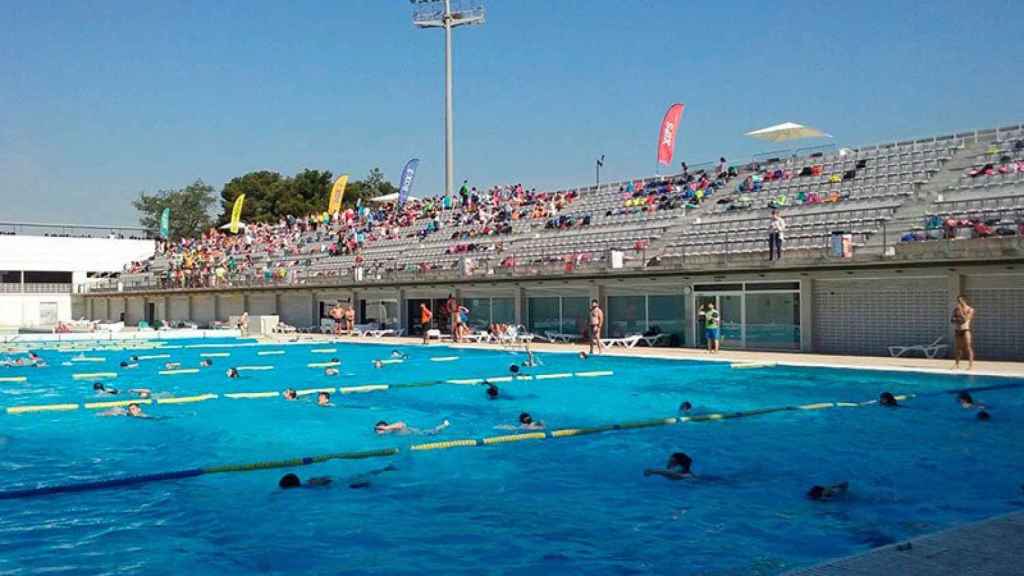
120,360,129,367
509,364,520,374
227,368,239,378
130,355,138,362
330,358,340,363
283,388,297,400
807,485,826,500
325,367,339,376
93,382,105,391
317,392,331,405
127,403,142,417
486,383,499,399
977,410,991,421
375,420,388,432
374,360,383,368
278,473,301,489
879,392,898,407
579,351,588,360
668,452,692,474
519,412,533,425
679,401,693,413
957,391,974,407
200,359,213,367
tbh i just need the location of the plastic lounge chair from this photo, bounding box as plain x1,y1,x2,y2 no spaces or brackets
544,331,578,343
600,334,643,349
888,336,948,359
638,333,667,347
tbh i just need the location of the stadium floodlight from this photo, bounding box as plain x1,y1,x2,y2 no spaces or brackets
596,154,605,187
412,0,485,200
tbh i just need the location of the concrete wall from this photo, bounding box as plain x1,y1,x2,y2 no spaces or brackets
218,294,244,321
964,274,1024,361
247,293,277,316
168,296,190,322
279,292,313,328
192,294,215,327
0,236,155,273
0,293,72,328
108,298,126,323
813,276,948,356
125,297,145,325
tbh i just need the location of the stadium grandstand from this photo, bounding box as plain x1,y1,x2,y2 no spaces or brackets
75,124,1024,360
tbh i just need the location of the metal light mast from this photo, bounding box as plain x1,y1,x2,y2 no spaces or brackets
412,0,485,199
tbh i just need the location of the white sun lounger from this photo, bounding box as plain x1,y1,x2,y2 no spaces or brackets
600,334,643,349
888,336,948,359
639,333,667,347
544,331,579,343
461,332,492,343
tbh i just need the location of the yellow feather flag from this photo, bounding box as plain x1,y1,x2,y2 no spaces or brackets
328,175,349,214
229,193,245,234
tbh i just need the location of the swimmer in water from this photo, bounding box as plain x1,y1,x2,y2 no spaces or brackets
517,412,544,430
99,402,148,418
509,364,520,374
521,343,541,367
119,360,139,369
879,391,898,407
579,351,589,360
130,355,139,362
200,358,213,368
324,367,339,376
679,401,693,414
373,359,384,369
644,452,694,480
226,367,240,379
374,419,450,435
283,388,298,401
164,362,181,370
977,410,991,421
390,349,407,360
317,391,333,407
129,388,153,400
93,382,119,396
807,482,849,501
279,465,398,490
486,382,500,400
957,391,986,410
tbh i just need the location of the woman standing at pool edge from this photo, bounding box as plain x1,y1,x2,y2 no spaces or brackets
951,295,975,371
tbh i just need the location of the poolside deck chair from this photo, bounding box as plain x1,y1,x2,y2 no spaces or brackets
600,334,643,348
888,336,948,359
544,331,579,343
461,331,492,343
638,333,667,347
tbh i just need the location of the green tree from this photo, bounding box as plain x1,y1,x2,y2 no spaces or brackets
133,179,216,241
216,168,397,224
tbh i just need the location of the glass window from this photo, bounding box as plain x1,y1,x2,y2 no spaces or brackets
463,297,491,330
648,295,685,346
607,295,645,338
528,297,560,335
561,297,590,337
491,297,515,326
745,292,800,349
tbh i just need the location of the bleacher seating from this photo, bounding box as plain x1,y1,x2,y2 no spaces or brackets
110,124,1023,292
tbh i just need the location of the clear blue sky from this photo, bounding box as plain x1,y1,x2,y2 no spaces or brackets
2,0,1022,225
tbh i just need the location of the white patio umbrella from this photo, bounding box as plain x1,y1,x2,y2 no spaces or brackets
745,122,831,142
368,192,400,204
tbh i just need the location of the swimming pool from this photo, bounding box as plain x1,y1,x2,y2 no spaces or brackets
1,339,1022,574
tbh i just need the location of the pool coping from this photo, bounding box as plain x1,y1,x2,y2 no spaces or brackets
264,334,1024,380
782,511,1024,576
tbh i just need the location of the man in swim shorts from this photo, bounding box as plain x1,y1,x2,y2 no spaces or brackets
589,300,605,355
951,295,975,370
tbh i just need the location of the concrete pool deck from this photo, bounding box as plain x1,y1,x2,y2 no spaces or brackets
784,511,1024,576
268,333,1024,379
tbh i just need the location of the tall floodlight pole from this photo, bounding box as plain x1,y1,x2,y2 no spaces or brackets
412,0,485,199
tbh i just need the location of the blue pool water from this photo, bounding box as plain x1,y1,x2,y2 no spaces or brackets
1,339,1022,575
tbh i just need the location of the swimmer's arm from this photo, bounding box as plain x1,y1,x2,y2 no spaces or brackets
643,469,690,480
306,476,333,487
